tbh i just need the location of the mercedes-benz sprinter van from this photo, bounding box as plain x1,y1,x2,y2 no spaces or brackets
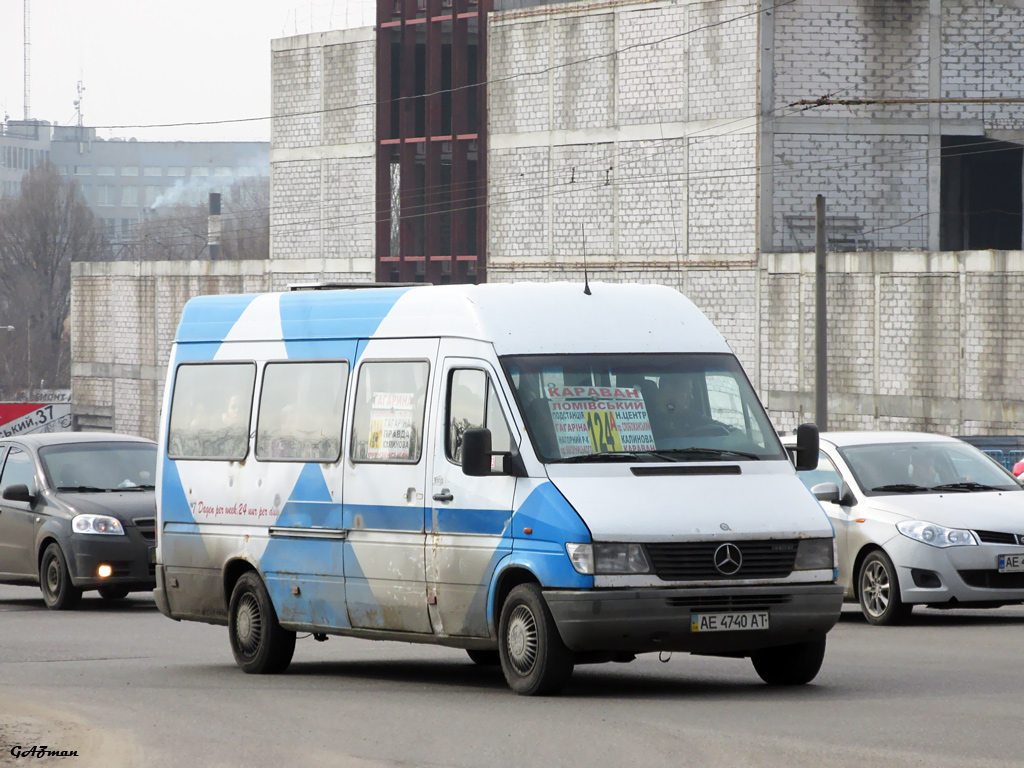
154,282,840,695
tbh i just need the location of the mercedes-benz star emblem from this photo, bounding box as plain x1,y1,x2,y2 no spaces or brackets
713,543,743,575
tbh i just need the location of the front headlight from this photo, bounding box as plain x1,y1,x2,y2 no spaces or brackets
565,543,651,574
72,514,125,535
896,520,977,548
793,538,835,570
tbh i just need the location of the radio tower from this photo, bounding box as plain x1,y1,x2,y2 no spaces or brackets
23,0,31,119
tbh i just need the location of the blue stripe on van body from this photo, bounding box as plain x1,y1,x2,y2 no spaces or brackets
278,287,414,343
433,506,512,536
483,482,593,634
159,457,195,525
262,462,349,628
175,294,261,343
344,503,424,532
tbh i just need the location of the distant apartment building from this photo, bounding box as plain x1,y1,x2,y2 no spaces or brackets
0,120,50,200
1,120,269,244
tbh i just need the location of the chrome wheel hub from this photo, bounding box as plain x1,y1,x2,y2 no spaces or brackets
862,561,891,617
506,605,538,676
235,594,262,656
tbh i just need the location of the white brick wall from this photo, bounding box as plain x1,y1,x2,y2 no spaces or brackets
773,134,929,253
272,48,322,149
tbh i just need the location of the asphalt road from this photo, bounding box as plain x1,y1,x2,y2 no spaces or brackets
1,584,1022,768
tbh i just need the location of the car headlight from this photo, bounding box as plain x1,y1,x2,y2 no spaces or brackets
72,514,125,535
793,538,835,570
565,543,651,575
896,520,977,548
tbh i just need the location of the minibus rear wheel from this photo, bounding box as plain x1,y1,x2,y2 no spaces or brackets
498,584,574,695
228,571,296,674
750,636,827,685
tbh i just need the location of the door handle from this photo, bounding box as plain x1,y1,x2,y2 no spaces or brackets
432,489,454,503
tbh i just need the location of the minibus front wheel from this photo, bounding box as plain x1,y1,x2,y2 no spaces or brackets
228,571,296,674
498,584,575,695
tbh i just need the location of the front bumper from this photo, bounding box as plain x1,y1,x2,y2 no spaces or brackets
68,532,156,591
887,537,1024,606
544,583,843,655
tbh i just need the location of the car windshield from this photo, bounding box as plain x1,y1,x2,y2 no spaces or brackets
40,442,157,492
501,353,786,463
838,441,1021,496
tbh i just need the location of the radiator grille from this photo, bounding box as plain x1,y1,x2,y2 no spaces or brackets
958,570,1024,589
133,517,156,543
665,594,792,611
646,540,798,581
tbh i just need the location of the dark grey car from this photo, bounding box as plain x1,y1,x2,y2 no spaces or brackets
0,433,157,609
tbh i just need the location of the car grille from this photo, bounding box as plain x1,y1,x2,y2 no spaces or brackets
133,517,156,543
665,595,792,611
958,570,1024,589
974,530,1019,545
646,540,798,581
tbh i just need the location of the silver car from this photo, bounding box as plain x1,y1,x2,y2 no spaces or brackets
782,431,1024,625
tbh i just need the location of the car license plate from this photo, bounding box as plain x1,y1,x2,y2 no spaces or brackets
690,611,769,632
998,554,1024,573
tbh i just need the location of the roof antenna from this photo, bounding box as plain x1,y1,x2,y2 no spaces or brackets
582,224,592,296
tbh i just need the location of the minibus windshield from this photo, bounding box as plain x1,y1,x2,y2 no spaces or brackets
501,353,786,463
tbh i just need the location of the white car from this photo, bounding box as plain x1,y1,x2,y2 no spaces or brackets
781,431,1024,625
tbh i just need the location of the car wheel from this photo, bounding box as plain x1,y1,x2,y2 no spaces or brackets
858,549,913,626
466,649,500,666
228,571,296,674
751,637,827,685
498,583,574,695
39,543,82,611
98,586,130,600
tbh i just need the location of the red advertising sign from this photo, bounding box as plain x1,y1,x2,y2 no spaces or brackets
0,403,73,438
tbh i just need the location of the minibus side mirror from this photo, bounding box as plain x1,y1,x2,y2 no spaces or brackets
794,423,819,471
461,428,526,478
462,428,494,477
2,484,34,503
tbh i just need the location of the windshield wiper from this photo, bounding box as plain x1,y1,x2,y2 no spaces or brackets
651,447,763,461
871,483,930,493
116,484,155,491
548,452,652,464
56,485,110,493
929,482,1001,492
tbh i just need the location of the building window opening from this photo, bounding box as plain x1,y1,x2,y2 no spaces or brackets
941,136,1023,251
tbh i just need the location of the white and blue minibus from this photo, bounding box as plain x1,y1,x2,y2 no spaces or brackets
154,282,841,695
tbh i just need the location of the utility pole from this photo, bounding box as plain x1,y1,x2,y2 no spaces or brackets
208,193,221,260
23,0,30,119
815,195,828,432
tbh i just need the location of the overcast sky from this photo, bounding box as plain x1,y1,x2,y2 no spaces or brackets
0,0,375,142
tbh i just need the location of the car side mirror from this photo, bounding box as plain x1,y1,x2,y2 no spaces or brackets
810,482,840,503
794,423,819,471
2,484,34,503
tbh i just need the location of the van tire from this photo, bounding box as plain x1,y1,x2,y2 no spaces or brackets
40,543,82,611
751,637,827,685
99,586,129,600
228,571,296,674
466,649,500,666
858,549,913,626
498,584,574,695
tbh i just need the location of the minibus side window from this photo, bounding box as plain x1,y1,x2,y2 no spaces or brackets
256,361,349,462
446,369,512,464
167,363,256,460
351,361,429,464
